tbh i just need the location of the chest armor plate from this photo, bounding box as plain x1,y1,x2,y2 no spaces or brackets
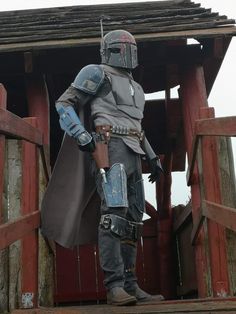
91,71,145,120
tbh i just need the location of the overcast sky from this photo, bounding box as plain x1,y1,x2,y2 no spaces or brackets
0,0,235,206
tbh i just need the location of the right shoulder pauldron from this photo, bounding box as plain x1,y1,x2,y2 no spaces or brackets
72,64,105,95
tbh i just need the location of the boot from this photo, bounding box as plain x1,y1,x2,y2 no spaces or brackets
99,226,137,305
127,284,165,303
98,227,124,289
107,287,137,306
121,241,165,303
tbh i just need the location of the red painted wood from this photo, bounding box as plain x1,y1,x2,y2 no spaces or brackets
95,245,106,299
146,201,158,219
0,108,43,145
0,136,5,224
136,240,145,289
180,64,208,297
200,107,229,297
0,84,6,224
0,211,40,250
55,215,162,303
203,200,236,232
21,117,39,307
55,245,79,301
78,245,98,300
161,152,172,219
0,84,7,109
195,116,236,136
142,236,160,294
26,75,50,145
157,219,176,299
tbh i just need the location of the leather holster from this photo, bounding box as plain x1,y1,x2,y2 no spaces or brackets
92,132,109,169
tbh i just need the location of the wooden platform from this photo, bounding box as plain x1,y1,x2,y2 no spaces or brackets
12,298,236,314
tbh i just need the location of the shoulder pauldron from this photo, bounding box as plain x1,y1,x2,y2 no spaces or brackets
72,64,105,95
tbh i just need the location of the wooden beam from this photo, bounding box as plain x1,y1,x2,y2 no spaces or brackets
203,200,236,233
0,26,235,53
195,116,236,137
173,204,192,233
25,75,50,145
39,145,50,182
191,200,236,243
187,115,236,186
0,108,43,145
202,37,231,95
191,207,204,245
0,211,40,249
186,135,199,186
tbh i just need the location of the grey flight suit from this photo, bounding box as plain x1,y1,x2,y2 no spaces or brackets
56,64,149,290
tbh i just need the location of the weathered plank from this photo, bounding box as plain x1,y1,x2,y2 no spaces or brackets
21,118,39,309
0,108,43,145
0,0,234,51
200,107,229,297
10,298,236,313
180,64,209,297
6,140,22,311
195,116,236,136
218,137,236,296
38,145,54,307
187,116,236,185
0,211,40,250
0,26,235,53
203,201,236,232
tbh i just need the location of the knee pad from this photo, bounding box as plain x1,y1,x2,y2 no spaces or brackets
102,163,128,208
100,214,143,241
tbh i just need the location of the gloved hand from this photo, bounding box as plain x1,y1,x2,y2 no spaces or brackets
78,140,95,153
77,134,96,153
148,156,163,183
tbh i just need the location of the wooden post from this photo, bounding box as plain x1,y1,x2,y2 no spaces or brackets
218,137,236,295
25,74,55,307
38,147,54,307
7,140,22,311
200,107,230,297
25,75,50,146
0,84,8,313
0,84,6,222
157,150,176,299
179,64,210,297
21,118,39,309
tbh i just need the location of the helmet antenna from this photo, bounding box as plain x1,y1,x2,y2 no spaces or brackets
99,16,105,57
100,16,104,39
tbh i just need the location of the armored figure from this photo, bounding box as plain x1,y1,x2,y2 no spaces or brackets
41,30,163,306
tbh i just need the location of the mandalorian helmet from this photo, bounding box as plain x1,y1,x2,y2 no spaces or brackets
100,30,138,70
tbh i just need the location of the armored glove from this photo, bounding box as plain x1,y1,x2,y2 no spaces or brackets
56,103,95,153
77,133,95,153
148,156,163,183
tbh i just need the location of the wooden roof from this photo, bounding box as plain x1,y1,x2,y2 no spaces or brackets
0,0,235,52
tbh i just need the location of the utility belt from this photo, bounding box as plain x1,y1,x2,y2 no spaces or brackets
95,125,144,142
92,125,143,170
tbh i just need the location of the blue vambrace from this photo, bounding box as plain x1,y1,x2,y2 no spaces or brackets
56,103,92,146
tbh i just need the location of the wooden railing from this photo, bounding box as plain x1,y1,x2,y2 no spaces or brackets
0,84,50,310
186,115,236,244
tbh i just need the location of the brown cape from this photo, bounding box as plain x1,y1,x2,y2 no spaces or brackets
41,134,100,248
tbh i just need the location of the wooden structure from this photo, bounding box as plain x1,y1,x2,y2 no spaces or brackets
0,0,236,312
